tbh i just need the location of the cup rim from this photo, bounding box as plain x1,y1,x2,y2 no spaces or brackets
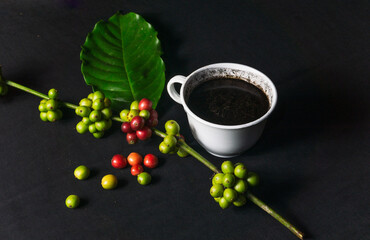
179,63,278,130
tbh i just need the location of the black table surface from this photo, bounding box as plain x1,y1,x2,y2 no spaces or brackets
0,1,369,239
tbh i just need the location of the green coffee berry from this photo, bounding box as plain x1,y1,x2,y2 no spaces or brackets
176,148,189,157
65,195,80,209
127,109,139,122
81,117,91,125
210,184,224,198
93,131,104,138
75,106,91,117
219,197,231,209
165,120,180,135
234,179,248,194
222,173,236,188
40,112,48,122
92,91,104,101
247,172,260,187
48,88,58,99
234,163,248,179
163,135,177,149
103,97,111,108
55,109,63,120
79,98,92,107
89,110,101,122
212,173,225,185
95,120,107,131
159,141,171,154
119,109,130,122
101,108,112,120
130,100,139,110
92,98,104,110
223,188,238,202
233,195,247,207
87,93,94,100
46,99,58,111
88,123,97,133
76,121,88,134
139,110,150,119
47,111,58,122
38,103,47,112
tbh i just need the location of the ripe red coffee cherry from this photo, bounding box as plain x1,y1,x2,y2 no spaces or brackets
127,152,143,166
143,154,158,168
130,116,145,131
136,126,152,140
149,109,158,119
130,164,144,176
146,118,158,128
121,122,133,133
138,98,153,111
111,154,128,169
126,132,138,144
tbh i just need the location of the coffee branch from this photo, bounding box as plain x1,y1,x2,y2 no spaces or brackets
0,73,304,240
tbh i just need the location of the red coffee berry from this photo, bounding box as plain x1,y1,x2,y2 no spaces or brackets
130,164,144,176
149,109,158,119
111,154,128,169
138,98,153,111
136,126,152,140
127,152,143,166
126,132,138,144
121,122,133,133
146,117,158,128
143,154,158,169
130,116,145,131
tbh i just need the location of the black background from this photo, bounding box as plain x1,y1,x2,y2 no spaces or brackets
0,1,369,239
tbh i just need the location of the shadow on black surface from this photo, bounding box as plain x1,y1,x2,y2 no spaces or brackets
59,0,82,9
117,177,128,189
228,172,311,239
244,68,365,156
157,157,167,168
257,174,310,238
88,168,99,179
1,63,50,101
150,175,161,185
234,67,367,239
142,13,188,116
234,67,368,239
143,13,188,78
78,197,89,208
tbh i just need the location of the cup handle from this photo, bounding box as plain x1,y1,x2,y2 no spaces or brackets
167,75,186,104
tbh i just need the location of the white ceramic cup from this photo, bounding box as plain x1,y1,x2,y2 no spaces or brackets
167,63,277,158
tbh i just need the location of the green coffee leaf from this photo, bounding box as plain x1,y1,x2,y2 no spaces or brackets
81,12,165,111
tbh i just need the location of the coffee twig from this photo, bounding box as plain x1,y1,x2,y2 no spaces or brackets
2,74,304,240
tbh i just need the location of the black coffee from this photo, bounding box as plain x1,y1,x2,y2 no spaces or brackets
186,77,269,125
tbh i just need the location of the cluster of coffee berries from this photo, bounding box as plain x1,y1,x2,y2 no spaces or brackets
111,152,159,185
39,89,63,122
159,120,189,157
75,91,112,138
120,98,158,144
210,161,259,209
